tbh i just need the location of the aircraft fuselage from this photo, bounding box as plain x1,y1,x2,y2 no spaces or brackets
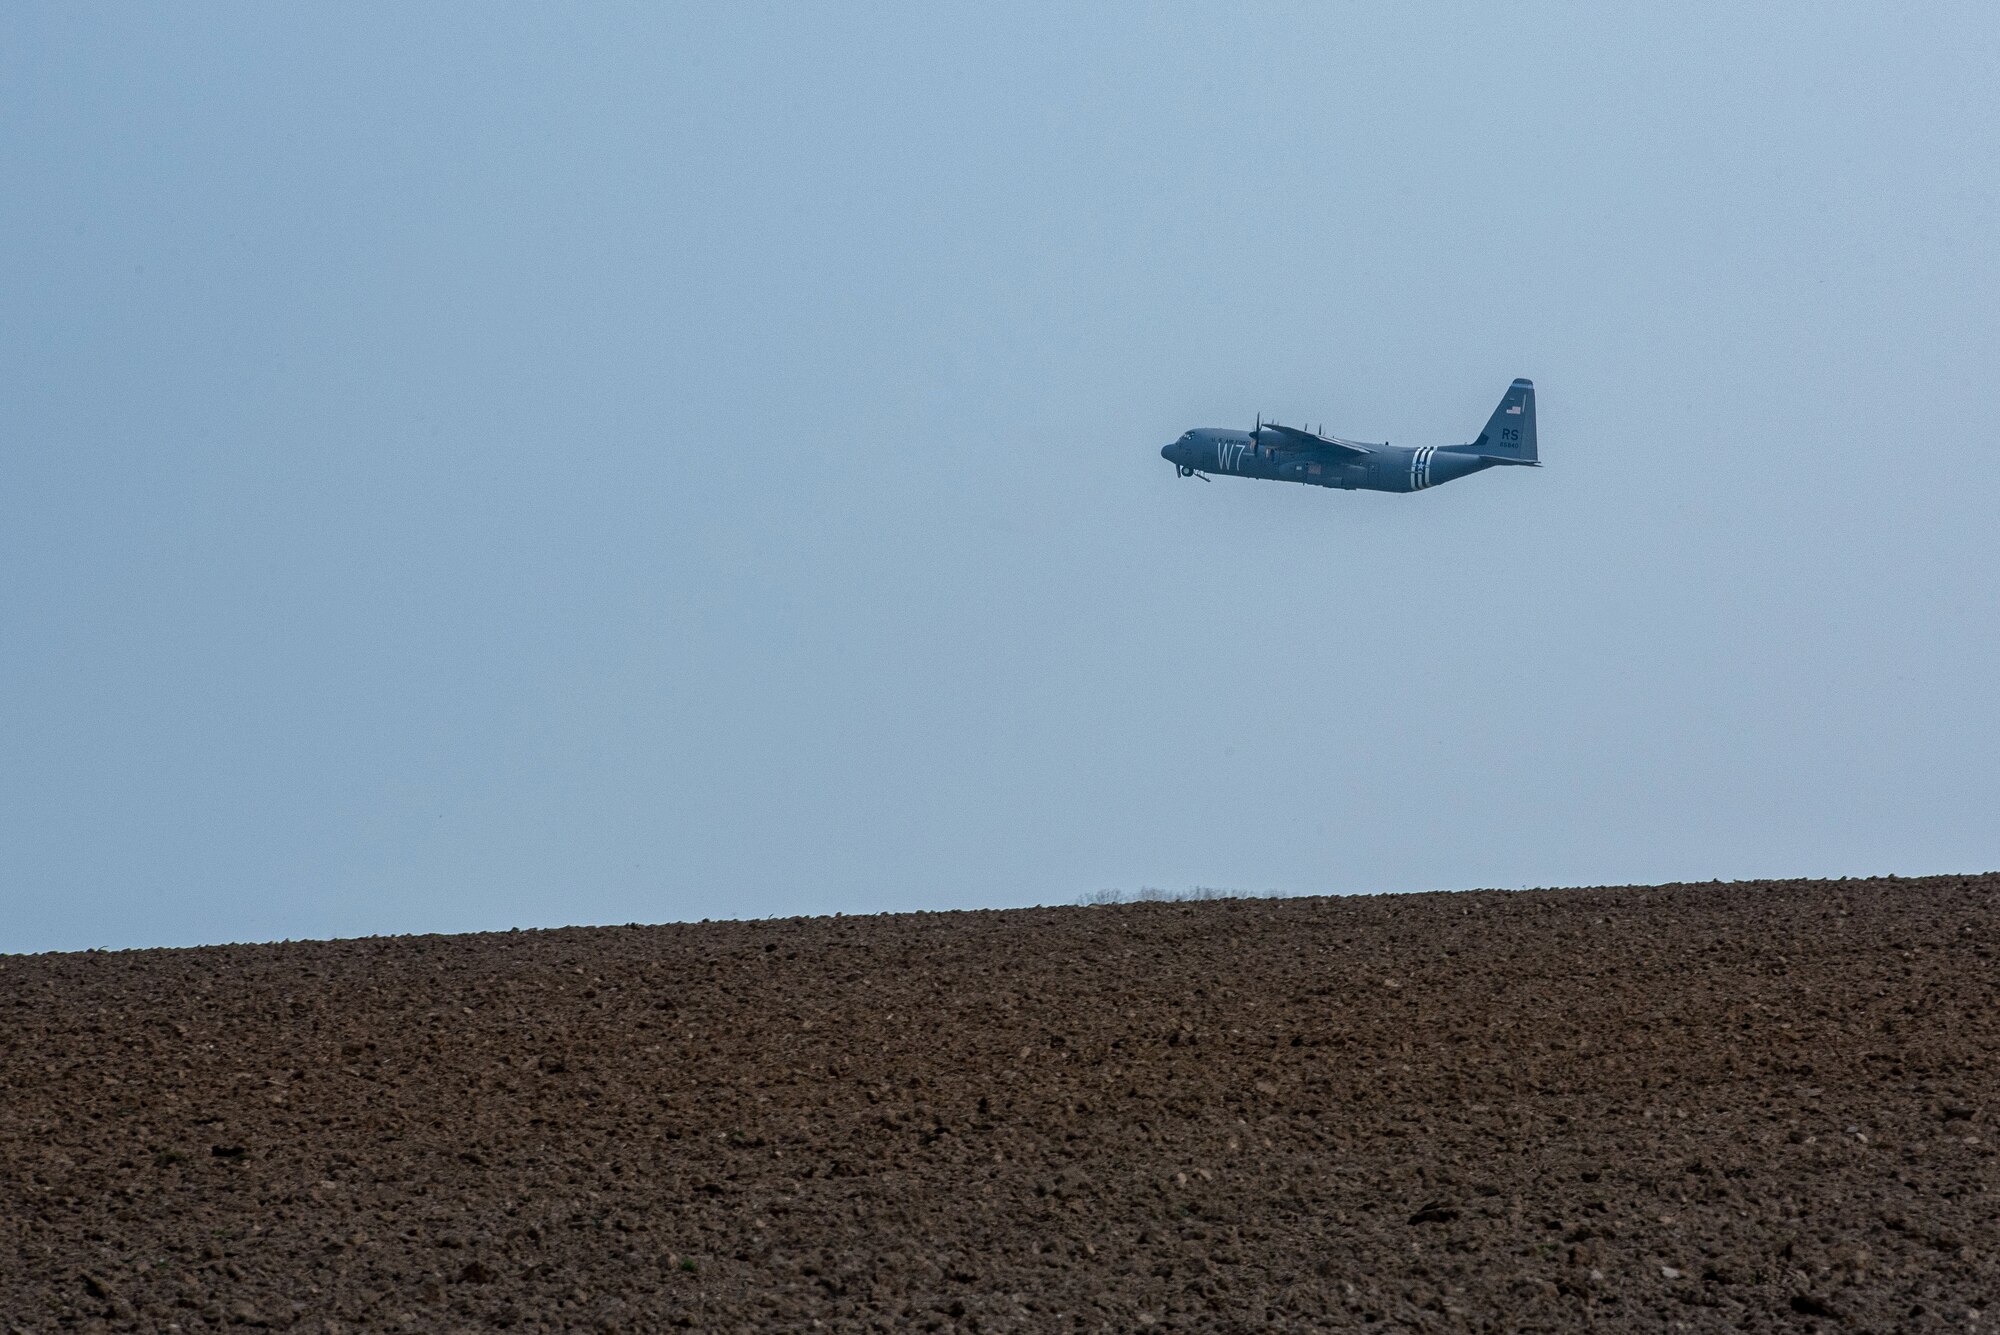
1161,431,1497,493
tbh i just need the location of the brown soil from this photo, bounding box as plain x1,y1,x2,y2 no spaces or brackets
3,875,1997,1333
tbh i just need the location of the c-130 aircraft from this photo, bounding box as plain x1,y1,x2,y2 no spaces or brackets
1162,379,1538,493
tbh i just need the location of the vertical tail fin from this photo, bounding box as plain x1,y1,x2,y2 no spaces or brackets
1471,379,1536,461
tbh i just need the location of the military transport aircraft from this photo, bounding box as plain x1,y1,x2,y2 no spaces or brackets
1162,379,1538,494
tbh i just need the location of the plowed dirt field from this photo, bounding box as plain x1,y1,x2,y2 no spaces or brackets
4,875,1997,1332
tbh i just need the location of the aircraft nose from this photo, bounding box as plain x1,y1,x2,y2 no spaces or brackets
1161,443,1175,461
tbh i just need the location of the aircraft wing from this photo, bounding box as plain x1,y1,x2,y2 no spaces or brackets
1256,423,1376,458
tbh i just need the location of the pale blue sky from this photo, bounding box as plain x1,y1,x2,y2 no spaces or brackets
5,4,1996,952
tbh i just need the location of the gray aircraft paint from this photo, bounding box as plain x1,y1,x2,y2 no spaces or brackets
1162,380,1538,494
